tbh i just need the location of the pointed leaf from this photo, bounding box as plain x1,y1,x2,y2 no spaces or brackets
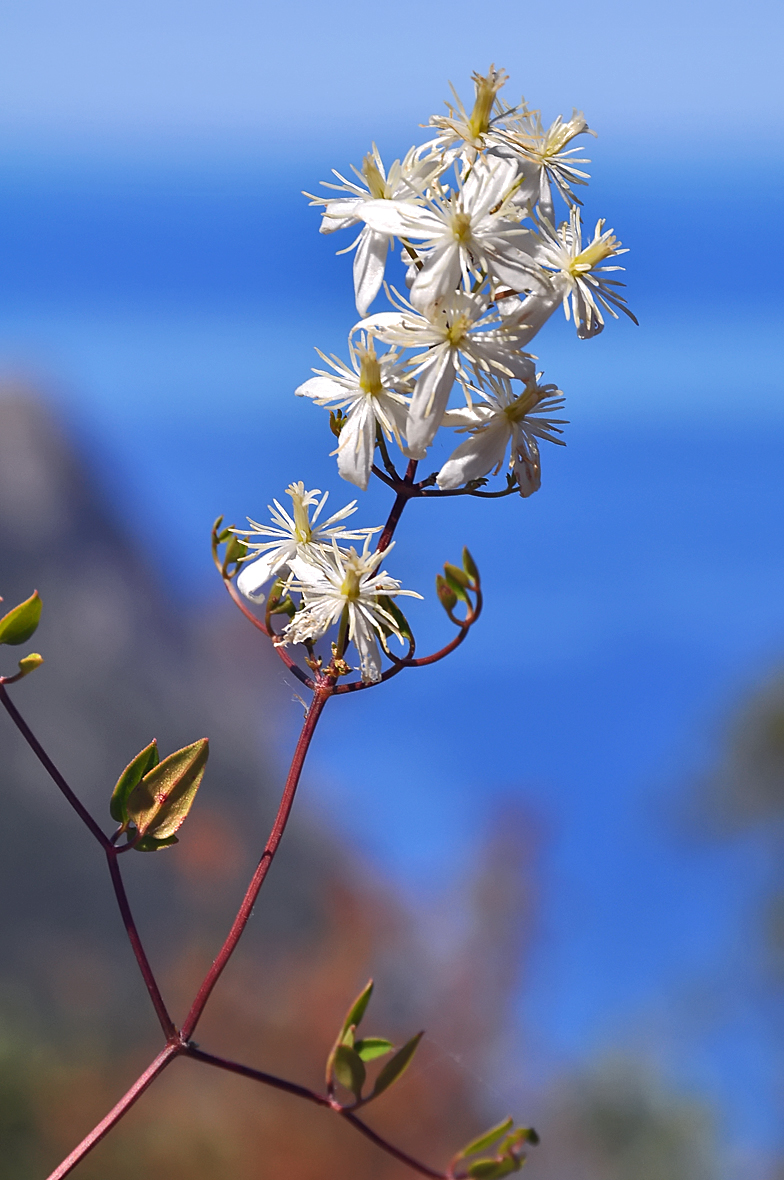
462,548,479,583
333,1043,366,1100
444,562,471,589
126,738,208,838
442,567,470,603
376,595,413,642
436,574,458,612
457,1118,514,1161
371,1031,423,1099
341,980,374,1038
0,591,42,646
224,535,248,565
466,1158,520,1179
110,740,159,823
354,1037,394,1062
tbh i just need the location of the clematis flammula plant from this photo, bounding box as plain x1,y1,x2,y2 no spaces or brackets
282,539,422,684
356,289,535,459
305,145,441,315
534,208,637,339
236,482,378,603
357,155,545,313
437,374,567,496
296,336,412,491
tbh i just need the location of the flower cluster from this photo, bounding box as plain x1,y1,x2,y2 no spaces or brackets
235,483,420,683
300,66,636,492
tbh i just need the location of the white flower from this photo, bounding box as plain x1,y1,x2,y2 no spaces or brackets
305,145,442,315
533,209,637,338
358,156,545,312
282,540,422,684
424,66,516,160
236,483,378,603
296,337,412,491
437,375,567,496
356,289,535,458
495,109,593,224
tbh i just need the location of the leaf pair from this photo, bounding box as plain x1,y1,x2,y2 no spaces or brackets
0,592,44,683
326,980,423,1106
436,549,479,616
110,738,209,851
452,1118,539,1180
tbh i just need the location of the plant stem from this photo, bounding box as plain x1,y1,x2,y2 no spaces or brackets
189,1047,446,1179
105,850,176,1038
181,682,331,1040
377,460,418,552
0,684,110,849
46,1045,178,1180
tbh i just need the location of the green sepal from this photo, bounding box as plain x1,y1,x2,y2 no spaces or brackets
376,595,413,642
0,591,42,646
15,652,44,679
462,547,479,584
223,535,248,566
333,1043,366,1100
444,562,472,590
126,738,209,839
330,409,347,437
354,1037,394,1062
268,578,296,617
110,740,159,823
436,574,458,613
456,1118,514,1161
134,833,180,852
370,1030,423,1099
216,527,232,543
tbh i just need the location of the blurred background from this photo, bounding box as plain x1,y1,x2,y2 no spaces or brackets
0,1,782,1176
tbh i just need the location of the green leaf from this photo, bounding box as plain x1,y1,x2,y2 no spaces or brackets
134,833,179,852
466,1158,520,1179
457,1118,514,1161
0,591,42,646
15,652,44,679
268,578,296,617
444,562,471,589
376,595,413,642
371,1030,423,1099
462,547,479,583
354,1037,394,1062
333,1043,366,1100
340,980,374,1039
436,574,458,613
109,740,159,823
442,567,470,603
126,738,209,839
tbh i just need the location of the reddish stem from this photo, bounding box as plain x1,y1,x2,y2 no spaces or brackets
188,1046,446,1179
106,850,175,1038
224,579,315,689
45,1044,178,1180
181,683,331,1039
0,683,110,849
377,460,418,552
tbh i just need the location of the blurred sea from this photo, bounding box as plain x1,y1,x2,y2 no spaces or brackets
1,146,783,1157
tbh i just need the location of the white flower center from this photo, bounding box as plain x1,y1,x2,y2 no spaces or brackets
361,154,389,200
340,557,364,600
450,210,472,244
290,494,313,543
357,343,384,397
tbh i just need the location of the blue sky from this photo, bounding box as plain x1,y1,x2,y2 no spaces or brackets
1,0,783,1164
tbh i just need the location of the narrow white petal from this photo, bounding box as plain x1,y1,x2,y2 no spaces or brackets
353,230,389,316
336,403,375,491
236,551,281,602
406,349,456,457
410,243,463,312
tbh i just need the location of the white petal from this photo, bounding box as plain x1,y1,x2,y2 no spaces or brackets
405,349,456,457
236,551,281,602
357,198,421,236
296,375,346,403
336,402,375,491
436,420,510,489
409,243,463,313
350,607,383,683
353,229,388,316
